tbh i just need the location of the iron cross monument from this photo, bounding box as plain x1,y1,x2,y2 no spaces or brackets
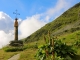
13,10,20,41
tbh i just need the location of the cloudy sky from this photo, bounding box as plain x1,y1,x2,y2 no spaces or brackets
0,0,80,48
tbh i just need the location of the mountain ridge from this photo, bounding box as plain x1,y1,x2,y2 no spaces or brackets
23,2,80,43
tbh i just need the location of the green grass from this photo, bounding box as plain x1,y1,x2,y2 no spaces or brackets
58,30,80,60
18,40,45,60
0,49,19,60
59,30,80,45
19,48,37,60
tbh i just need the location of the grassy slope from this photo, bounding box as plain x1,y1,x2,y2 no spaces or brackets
17,30,79,60
0,30,80,60
24,2,80,43
59,30,80,60
59,30,80,44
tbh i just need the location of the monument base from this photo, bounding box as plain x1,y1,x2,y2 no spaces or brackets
9,40,23,47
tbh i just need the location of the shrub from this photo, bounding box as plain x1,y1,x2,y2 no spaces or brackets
35,39,76,60
35,31,76,60
54,40,76,58
4,47,23,52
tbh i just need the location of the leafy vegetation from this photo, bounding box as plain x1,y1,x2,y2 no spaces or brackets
35,32,76,60
54,40,76,59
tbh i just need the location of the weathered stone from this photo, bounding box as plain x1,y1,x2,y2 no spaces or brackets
14,18,18,41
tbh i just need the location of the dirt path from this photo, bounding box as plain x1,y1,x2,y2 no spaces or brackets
8,54,20,60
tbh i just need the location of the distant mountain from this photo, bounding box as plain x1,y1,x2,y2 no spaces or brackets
24,2,80,43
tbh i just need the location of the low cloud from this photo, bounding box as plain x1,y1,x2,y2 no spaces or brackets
44,0,73,20
0,30,14,48
0,12,13,33
0,12,14,48
19,14,46,39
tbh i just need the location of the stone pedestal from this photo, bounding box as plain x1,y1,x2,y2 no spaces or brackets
9,40,23,46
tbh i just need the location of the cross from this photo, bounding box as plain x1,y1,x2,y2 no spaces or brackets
13,10,20,18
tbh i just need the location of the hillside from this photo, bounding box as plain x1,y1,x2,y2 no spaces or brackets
24,2,80,43
0,30,80,60
0,2,80,60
